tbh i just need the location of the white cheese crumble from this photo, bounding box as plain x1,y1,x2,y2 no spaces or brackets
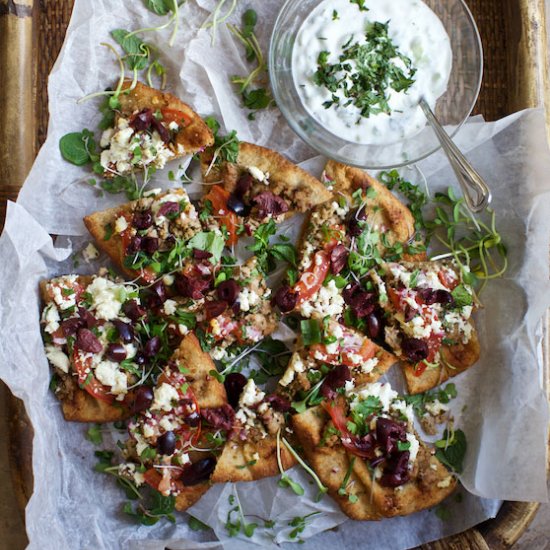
45,345,70,373
247,165,269,184
152,383,180,412
437,476,453,488
94,360,128,395
360,357,379,374
42,304,60,334
406,433,420,465
300,280,345,318
352,382,398,412
114,216,129,234
82,243,99,262
163,299,178,316
238,288,261,312
87,277,128,321
279,354,305,387
424,399,449,417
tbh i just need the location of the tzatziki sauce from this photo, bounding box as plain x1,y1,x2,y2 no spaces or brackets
292,0,453,145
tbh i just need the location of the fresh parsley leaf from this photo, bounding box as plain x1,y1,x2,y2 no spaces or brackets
187,231,225,264
435,428,467,473
188,516,210,531
85,424,103,445
300,319,322,346
451,284,473,308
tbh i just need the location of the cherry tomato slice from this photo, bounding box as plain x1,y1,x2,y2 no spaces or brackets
160,108,193,128
72,350,114,404
294,250,330,304
204,185,238,246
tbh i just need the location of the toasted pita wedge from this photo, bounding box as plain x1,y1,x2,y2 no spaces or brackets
278,320,396,399
292,398,457,520
210,379,296,482
403,324,480,394
370,261,480,394
84,188,203,283
40,275,135,422
199,142,331,244
100,80,213,177
324,160,416,248
292,407,382,520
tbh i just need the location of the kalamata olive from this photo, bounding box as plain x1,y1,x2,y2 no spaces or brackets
418,288,454,306
127,236,142,254
344,285,375,318
227,194,250,216
376,417,407,455
105,343,127,362
204,300,227,320
76,328,102,353
217,279,239,305
401,337,429,362
201,404,235,431
78,307,97,328
122,300,146,321
175,273,212,300
320,365,351,401
193,249,212,260
157,201,180,218
380,451,410,488
235,173,253,197
157,431,177,456
132,209,153,230
131,108,153,131
134,352,147,367
151,280,167,303
366,312,381,339
141,236,159,254
144,336,161,357
330,244,349,275
113,320,134,343
224,373,247,409
130,385,154,413
265,394,291,413
252,191,289,218
403,304,416,323
185,411,201,427
180,457,217,486
346,208,367,237
273,284,298,313
61,317,84,337
152,117,170,143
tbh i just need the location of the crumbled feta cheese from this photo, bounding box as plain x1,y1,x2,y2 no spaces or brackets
344,379,356,394
247,165,269,184
424,399,449,417
42,304,60,334
45,345,69,373
143,423,155,438
279,355,305,387
437,475,453,488
114,216,129,234
95,360,128,395
360,357,379,374
168,121,179,131
352,382,398,412
178,324,189,336
82,242,99,262
159,416,177,432
163,274,175,286
406,433,420,465
331,201,349,218
163,299,178,316
152,383,180,412
391,399,414,423
300,280,345,319
238,288,261,312
210,319,222,337
239,379,265,408
211,347,226,361
87,277,127,320
48,276,78,311
100,128,115,148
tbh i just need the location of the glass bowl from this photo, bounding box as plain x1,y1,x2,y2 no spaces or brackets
269,0,483,169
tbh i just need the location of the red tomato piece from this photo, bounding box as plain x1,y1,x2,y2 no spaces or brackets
72,350,114,404
160,108,193,127
204,185,238,246
294,250,330,304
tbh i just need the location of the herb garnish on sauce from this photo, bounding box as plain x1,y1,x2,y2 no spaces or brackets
313,21,416,119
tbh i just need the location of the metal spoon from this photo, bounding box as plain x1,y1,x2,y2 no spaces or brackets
419,98,491,213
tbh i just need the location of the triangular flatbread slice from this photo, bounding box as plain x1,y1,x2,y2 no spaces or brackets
210,379,295,483
278,319,396,400
40,274,137,422
199,142,332,244
369,261,480,394
99,80,213,177
292,380,457,520
84,188,204,283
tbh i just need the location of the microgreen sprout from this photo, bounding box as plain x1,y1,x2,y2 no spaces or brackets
276,429,305,496
203,0,239,45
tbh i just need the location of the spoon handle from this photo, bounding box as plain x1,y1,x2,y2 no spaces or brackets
419,99,492,213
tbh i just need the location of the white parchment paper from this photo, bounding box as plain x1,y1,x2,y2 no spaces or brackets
0,1,549,549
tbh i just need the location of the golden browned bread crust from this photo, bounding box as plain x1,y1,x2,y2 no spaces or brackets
119,80,214,155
